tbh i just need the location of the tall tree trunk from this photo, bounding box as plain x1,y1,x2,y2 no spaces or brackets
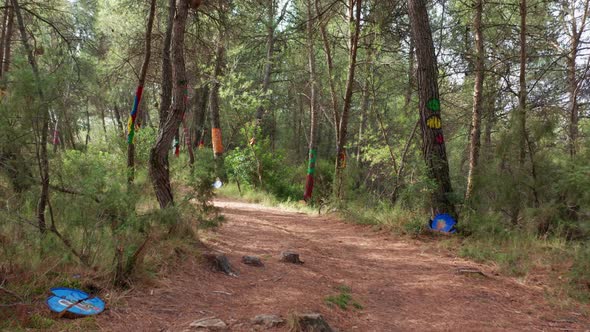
465,0,484,201
160,0,175,128
149,0,191,209
127,0,156,183
303,0,319,202
334,0,362,199
356,31,375,165
408,0,457,218
2,2,12,76
255,0,275,136
482,81,497,161
13,0,48,233
85,100,91,147
517,0,527,165
100,106,107,140
113,104,123,133
0,2,8,79
403,34,415,111
209,36,225,178
193,85,209,147
316,0,340,148
566,0,588,157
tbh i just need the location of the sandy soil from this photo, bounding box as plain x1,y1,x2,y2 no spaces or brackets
97,198,590,331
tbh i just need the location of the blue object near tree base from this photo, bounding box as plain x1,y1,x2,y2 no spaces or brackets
46,287,105,317
429,213,457,234
212,178,223,189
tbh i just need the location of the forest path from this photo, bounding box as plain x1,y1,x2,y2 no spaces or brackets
98,198,589,331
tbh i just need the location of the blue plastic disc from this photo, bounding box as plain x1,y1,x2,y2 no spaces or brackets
429,213,457,233
46,287,105,316
212,178,223,189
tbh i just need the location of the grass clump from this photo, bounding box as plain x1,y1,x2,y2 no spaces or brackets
324,285,363,310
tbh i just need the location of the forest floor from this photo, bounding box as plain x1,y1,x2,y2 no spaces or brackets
96,198,590,331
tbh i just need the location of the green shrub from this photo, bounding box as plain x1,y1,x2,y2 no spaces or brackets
569,245,590,302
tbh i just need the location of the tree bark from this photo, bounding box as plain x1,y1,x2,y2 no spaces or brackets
0,2,8,79
566,0,588,157
316,0,340,148
403,34,415,111
517,0,527,165
334,0,362,199
127,0,156,183
303,0,319,202
209,36,226,179
113,104,123,133
465,0,484,201
13,0,48,233
159,0,176,130
408,0,457,218
149,0,189,208
255,0,276,136
193,85,209,147
2,2,12,76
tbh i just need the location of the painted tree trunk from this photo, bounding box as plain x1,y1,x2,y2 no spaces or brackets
465,0,485,201
149,0,189,209
334,0,362,199
209,37,225,168
303,0,319,202
407,0,457,218
127,0,156,183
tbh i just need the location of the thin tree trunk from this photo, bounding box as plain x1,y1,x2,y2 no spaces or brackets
408,0,457,218
482,83,497,161
392,120,420,202
127,0,156,183
209,38,224,161
13,0,48,233
403,34,415,111
255,0,275,135
209,37,229,181
465,0,484,201
356,30,375,164
517,0,527,165
113,104,124,133
85,100,91,147
566,0,588,157
0,2,8,79
149,0,190,208
303,0,319,201
334,0,362,199
316,0,340,148
191,86,208,148
2,2,12,75
159,0,175,128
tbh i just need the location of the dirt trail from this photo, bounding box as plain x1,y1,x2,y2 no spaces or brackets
98,198,589,331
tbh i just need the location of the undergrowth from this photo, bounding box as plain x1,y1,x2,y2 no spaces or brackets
0,135,220,329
